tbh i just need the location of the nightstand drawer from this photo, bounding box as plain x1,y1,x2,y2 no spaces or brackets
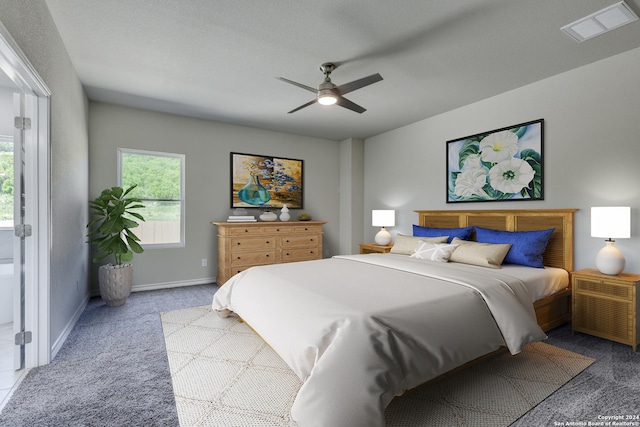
573,292,632,342
574,277,633,300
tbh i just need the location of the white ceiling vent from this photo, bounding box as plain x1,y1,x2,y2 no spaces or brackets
561,1,639,42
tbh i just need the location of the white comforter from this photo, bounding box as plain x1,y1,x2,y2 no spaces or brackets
212,254,547,427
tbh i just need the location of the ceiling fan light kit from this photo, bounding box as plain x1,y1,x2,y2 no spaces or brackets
278,62,383,114
317,87,338,105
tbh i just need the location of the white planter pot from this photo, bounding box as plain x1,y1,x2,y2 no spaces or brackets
98,264,133,307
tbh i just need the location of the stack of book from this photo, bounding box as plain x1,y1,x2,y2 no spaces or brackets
227,215,256,222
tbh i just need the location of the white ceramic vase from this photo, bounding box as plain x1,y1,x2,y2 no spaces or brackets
279,204,290,222
259,211,278,221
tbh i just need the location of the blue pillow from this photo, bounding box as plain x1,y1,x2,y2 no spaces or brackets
474,227,555,268
413,225,473,243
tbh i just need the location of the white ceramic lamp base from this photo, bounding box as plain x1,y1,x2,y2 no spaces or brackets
375,227,392,246
595,240,625,275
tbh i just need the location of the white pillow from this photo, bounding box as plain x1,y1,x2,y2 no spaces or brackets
390,234,449,255
410,240,459,262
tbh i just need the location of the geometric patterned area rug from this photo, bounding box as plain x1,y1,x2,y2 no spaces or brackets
161,306,594,427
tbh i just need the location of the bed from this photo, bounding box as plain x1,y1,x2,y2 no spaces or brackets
212,208,577,427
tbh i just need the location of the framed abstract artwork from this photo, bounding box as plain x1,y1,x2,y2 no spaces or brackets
230,152,303,209
446,119,544,203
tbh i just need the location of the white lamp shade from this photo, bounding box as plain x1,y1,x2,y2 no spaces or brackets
591,206,630,238
591,206,631,275
372,210,395,227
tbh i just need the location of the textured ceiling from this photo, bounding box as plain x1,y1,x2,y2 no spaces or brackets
44,0,640,141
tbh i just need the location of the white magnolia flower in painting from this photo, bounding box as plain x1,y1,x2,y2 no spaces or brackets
454,168,490,199
461,153,483,170
489,158,535,194
479,131,519,163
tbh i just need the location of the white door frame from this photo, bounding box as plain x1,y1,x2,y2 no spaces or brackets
0,21,51,368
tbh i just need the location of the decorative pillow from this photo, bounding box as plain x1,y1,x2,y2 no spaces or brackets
449,237,511,269
390,234,449,255
474,227,555,268
413,225,473,243
410,240,459,262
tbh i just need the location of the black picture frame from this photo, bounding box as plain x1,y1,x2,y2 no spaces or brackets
230,152,304,209
446,119,544,203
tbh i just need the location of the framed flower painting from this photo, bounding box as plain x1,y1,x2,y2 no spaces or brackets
446,119,544,203
230,152,303,208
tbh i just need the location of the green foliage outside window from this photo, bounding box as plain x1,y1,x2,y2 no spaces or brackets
0,141,14,223
120,153,181,222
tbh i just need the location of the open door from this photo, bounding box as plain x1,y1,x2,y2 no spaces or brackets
12,90,27,370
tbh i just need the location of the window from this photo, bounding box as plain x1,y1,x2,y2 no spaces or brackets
118,148,185,247
0,135,13,228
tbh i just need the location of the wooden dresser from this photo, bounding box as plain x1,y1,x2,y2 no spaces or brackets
212,221,326,285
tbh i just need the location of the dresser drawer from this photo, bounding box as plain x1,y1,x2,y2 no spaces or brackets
574,277,633,300
281,235,319,248
229,251,276,267
293,225,321,234
226,226,265,236
231,236,276,251
281,247,321,262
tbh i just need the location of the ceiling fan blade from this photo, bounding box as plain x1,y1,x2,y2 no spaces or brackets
336,96,366,114
276,77,316,93
288,99,317,114
336,73,383,95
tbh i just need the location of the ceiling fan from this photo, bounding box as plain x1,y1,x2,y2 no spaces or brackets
277,63,383,114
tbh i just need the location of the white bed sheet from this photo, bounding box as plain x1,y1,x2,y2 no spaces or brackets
212,254,549,427
496,263,569,301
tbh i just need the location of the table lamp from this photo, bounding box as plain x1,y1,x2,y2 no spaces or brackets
372,210,395,246
591,206,630,275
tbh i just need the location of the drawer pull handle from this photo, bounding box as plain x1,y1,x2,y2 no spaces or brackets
310,238,314,242
286,239,290,243
237,242,241,246
237,256,241,260
286,253,290,256
266,254,270,257
266,240,270,244
244,229,249,233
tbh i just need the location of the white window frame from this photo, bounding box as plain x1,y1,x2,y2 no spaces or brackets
117,148,185,249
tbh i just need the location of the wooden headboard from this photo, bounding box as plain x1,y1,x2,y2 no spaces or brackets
414,209,578,271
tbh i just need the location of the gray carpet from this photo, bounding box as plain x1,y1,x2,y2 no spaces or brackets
0,284,216,427
0,283,638,426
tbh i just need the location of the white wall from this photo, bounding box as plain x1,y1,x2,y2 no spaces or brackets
88,102,341,289
0,1,90,354
364,46,640,274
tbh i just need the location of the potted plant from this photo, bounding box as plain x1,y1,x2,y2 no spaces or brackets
87,185,145,306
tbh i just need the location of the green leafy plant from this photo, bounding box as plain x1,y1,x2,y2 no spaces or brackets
87,185,145,265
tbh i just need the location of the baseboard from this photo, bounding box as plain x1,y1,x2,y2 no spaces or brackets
90,277,217,297
50,293,90,360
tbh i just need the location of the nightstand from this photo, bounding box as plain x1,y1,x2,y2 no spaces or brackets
572,268,640,351
359,243,393,254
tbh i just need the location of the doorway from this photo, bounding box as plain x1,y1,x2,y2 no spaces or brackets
0,20,51,398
